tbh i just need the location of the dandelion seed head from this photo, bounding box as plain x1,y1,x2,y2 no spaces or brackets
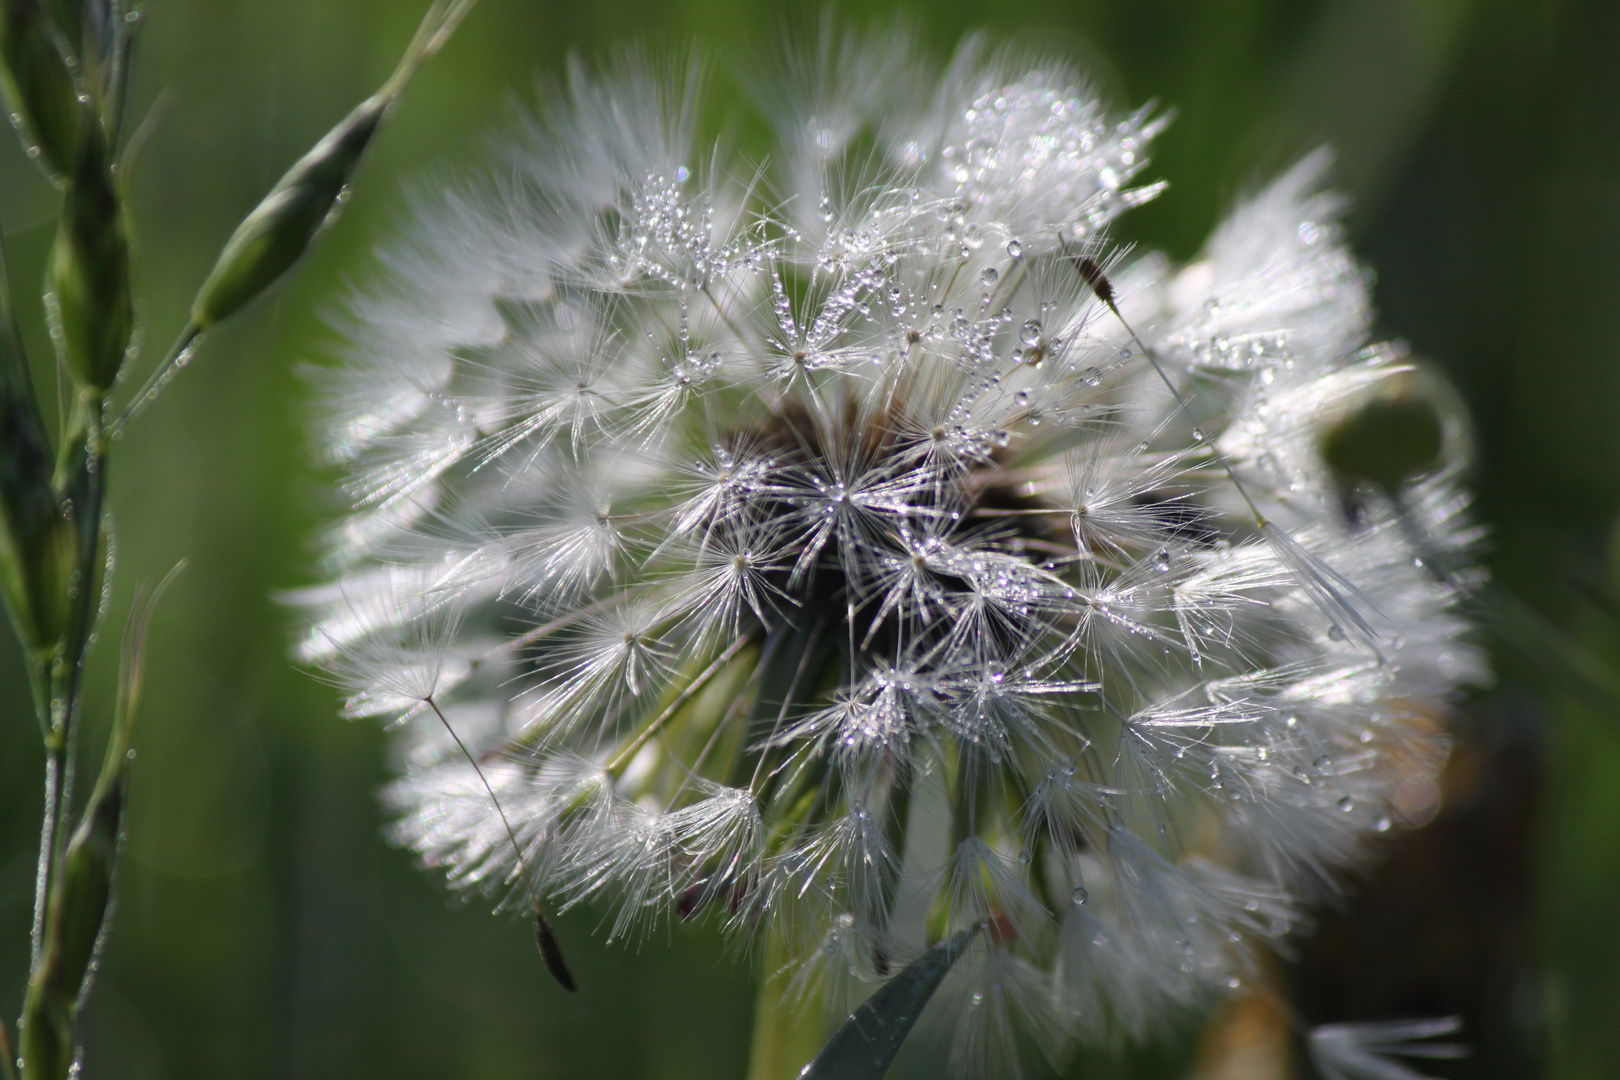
300,28,1483,1070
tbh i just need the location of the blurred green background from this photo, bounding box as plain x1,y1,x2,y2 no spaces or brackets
2,0,1617,1077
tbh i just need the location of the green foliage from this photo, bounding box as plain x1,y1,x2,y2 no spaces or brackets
0,0,79,178
47,122,132,392
189,98,383,332
801,929,976,1080
189,0,475,332
0,248,63,663
0,2,474,1077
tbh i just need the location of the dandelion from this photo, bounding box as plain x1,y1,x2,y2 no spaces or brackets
295,28,1484,1075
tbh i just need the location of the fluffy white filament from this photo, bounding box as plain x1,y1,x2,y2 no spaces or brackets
295,31,1484,1073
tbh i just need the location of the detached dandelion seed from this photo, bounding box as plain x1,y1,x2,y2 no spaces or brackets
298,28,1485,1075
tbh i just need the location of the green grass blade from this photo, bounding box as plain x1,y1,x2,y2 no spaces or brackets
800,927,976,1080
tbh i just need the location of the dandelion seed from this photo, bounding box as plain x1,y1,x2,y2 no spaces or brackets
299,29,1485,1074
1309,1017,1468,1080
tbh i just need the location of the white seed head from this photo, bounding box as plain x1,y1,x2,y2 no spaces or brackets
298,30,1484,1068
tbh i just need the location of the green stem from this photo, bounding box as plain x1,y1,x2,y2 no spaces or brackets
23,389,107,1076
745,931,828,1080
48,387,107,823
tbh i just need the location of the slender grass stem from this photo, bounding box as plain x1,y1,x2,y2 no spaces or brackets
115,322,200,432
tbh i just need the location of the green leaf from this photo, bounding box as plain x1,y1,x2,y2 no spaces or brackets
800,927,977,1080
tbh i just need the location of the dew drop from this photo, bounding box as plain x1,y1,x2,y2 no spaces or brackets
817,195,834,222
1018,847,1033,865
980,266,999,286
1337,795,1354,812
1006,239,1023,258
1020,319,1042,346
1015,389,1030,408
1152,549,1172,572
1327,624,1347,641
1071,887,1088,905
1375,814,1393,832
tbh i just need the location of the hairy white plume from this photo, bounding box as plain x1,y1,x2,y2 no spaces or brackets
297,29,1484,1072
